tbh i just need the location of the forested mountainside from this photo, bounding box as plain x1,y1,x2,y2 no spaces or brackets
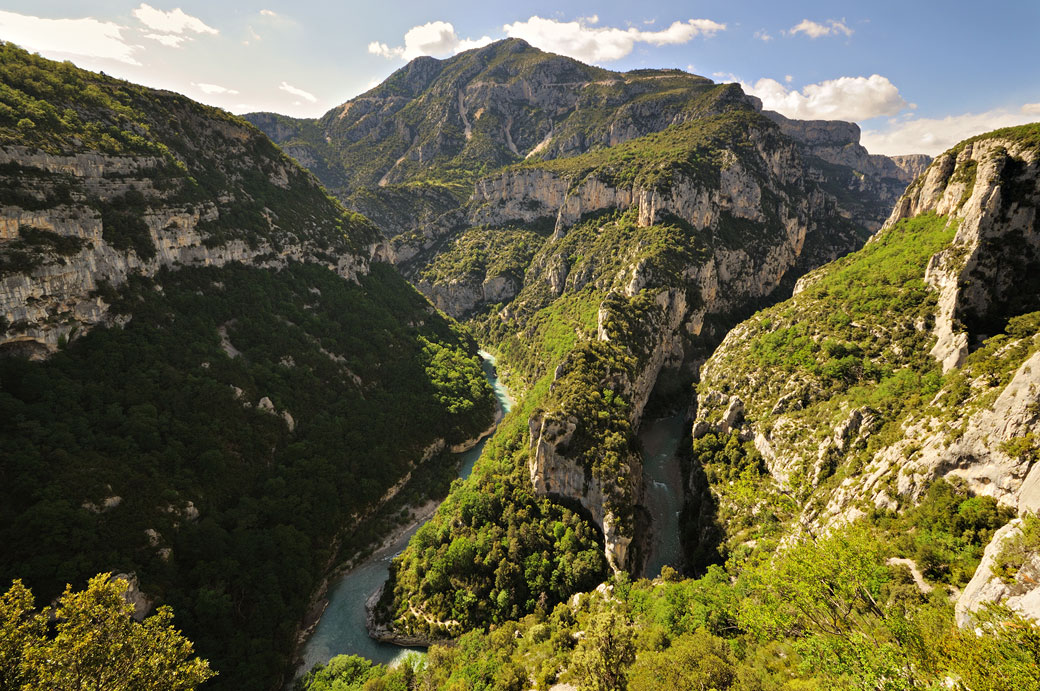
0,43,495,690
301,125,1040,691
247,40,937,646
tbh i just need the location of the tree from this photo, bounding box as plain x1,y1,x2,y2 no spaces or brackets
0,580,43,691
627,630,736,691
571,608,636,691
0,574,214,691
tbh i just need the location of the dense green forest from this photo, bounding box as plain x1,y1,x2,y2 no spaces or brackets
0,262,494,689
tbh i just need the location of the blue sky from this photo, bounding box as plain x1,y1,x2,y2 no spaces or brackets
0,1,1037,155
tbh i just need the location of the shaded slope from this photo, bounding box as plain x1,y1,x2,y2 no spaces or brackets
0,43,496,690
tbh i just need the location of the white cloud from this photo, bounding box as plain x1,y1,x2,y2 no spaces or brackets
503,16,726,62
260,10,277,17
369,16,725,64
1023,103,1040,116
863,108,1040,156
743,74,907,122
0,10,139,64
144,32,184,47
367,41,398,59
789,19,853,39
279,81,316,103
368,20,492,60
193,82,238,95
754,29,773,42
784,74,793,83
132,4,217,35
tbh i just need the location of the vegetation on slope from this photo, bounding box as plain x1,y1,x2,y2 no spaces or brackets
304,511,1038,691
378,203,721,637
0,262,495,689
0,41,377,254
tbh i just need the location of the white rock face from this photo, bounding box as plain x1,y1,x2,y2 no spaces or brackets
109,572,153,621
0,146,382,354
884,138,1040,372
956,519,1040,626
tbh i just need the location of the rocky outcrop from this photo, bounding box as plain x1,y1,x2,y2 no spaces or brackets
763,110,928,187
956,519,1040,626
688,126,1040,588
0,144,383,355
509,113,887,572
884,136,1040,371
414,273,520,316
527,411,625,562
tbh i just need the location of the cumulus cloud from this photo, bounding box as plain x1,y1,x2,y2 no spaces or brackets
260,10,278,17
369,16,724,64
368,21,492,60
144,33,184,47
194,82,238,95
279,81,316,103
789,19,853,38
742,74,907,122
0,10,139,64
862,108,1040,156
132,4,217,35
754,29,773,42
503,16,725,62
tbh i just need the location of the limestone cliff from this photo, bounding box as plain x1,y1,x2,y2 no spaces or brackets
483,109,885,571
0,83,384,355
885,133,1040,371
691,123,1040,619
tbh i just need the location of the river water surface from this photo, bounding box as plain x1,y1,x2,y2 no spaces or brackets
640,414,686,578
299,352,512,671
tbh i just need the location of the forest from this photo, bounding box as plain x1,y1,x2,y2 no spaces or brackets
0,262,494,689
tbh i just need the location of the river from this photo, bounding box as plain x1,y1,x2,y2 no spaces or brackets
640,414,686,578
299,351,512,671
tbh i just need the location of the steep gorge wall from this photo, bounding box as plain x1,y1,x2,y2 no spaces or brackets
691,126,1040,623
502,126,874,571
886,136,1040,370
0,146,382,356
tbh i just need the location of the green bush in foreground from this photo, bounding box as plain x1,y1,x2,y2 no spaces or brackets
0,573,213,691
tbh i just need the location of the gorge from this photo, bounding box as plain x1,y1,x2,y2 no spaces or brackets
1,29,1039,691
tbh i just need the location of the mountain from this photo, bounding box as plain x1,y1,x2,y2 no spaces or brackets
690,122,1040,610
300,124,1040,691
245,38,926,281
244,40,945,645
0,42,496,690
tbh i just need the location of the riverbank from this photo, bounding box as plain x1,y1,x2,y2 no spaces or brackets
295,353,513,673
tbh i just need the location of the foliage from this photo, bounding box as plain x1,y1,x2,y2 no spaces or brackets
572,608,637,691
418,225,548,289
871,479,1014,586
305,521,1040,691
993,512,1040,584
0,225,87,276
0,574,213,691
296,654,420,691
944,604,1040,690
0,42,379,255
521,105,769,194
0,263,494,690
627,629,736,691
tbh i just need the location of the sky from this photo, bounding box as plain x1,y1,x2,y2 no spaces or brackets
0,1,1038,156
